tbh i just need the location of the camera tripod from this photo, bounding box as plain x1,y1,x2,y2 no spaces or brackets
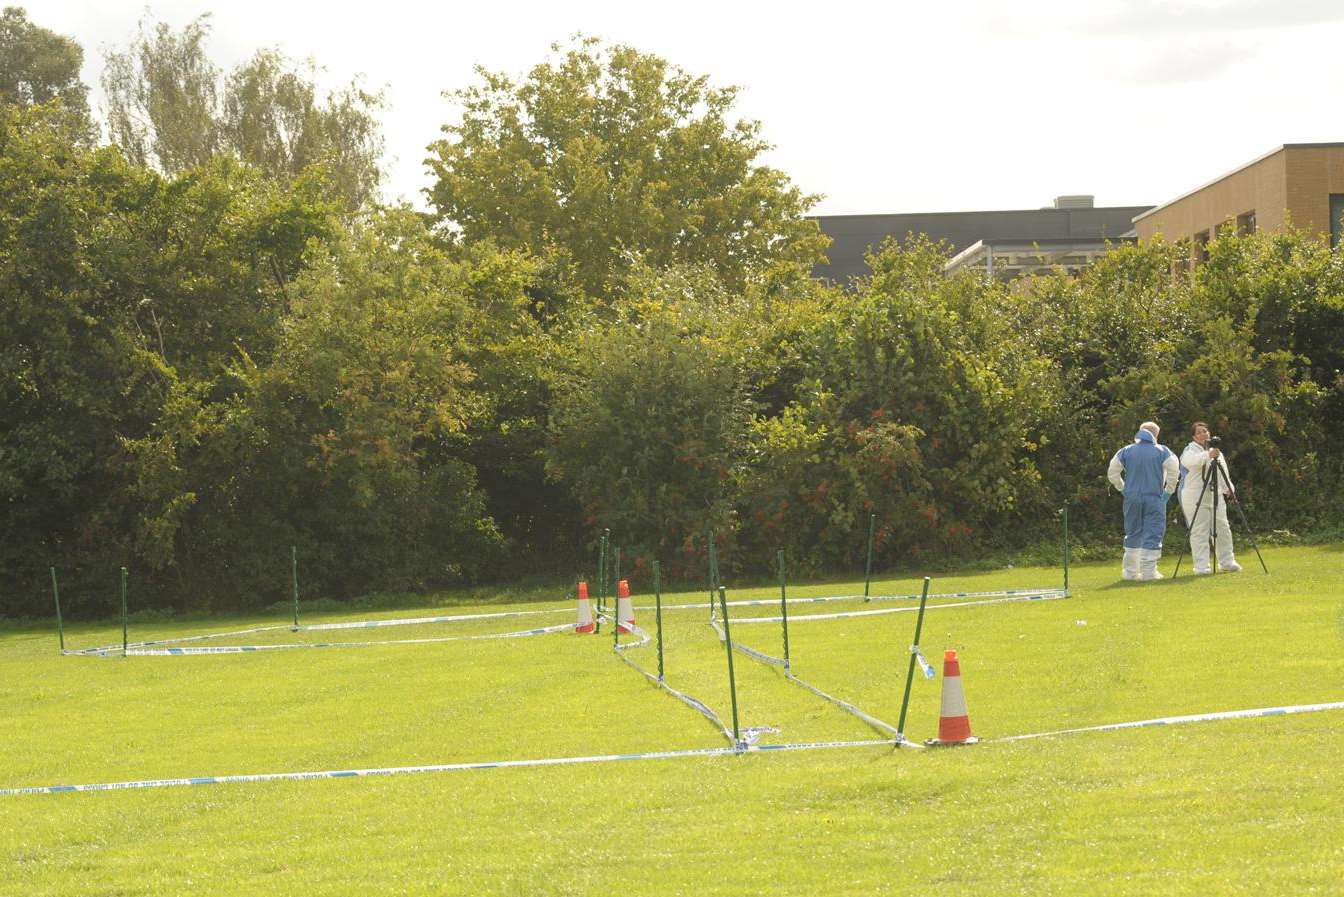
1171,453,1268,577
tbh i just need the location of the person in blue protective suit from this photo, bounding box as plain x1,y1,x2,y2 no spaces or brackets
1106,421,1180,581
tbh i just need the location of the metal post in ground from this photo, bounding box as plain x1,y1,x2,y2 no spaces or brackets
1061,505,1070,593
717,585,742,748
896,577,932,742
863,513,876,601
596,530,608,632
654,560,664,682
777,549,791,673
291,545,300,630
707,532,719,622
50,566,65,653
119,567,129,657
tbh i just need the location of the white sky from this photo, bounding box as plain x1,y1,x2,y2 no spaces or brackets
35,0,1344,215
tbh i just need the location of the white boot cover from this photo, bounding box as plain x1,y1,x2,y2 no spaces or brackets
1121,548,1141,581
1139,549,1164,581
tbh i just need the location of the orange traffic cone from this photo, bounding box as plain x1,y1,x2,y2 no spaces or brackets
926,649,979,746
575,581,595,634
616,579,636,634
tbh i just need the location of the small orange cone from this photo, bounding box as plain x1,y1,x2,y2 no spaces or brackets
926,649,979,746
574,581,595,634
616,579,636,634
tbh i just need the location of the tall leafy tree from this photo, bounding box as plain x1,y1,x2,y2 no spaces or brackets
426,37,828,307
102,14,385,209
0,6,94,140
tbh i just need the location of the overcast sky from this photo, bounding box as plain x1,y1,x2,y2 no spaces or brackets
35,0,1344,215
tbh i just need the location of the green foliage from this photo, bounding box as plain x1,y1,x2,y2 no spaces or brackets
4,35,1344,616
426,37,828,308
102,14,385,210
739,238,1056,569
0,6,94,141
545,266,754,575
118,209,523,608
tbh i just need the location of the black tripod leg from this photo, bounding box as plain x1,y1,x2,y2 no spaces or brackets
1172,462,1215,578
1209,466,1219,573
1217,463,1268,574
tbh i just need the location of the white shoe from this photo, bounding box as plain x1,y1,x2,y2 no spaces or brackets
1193,567,1213,575
1140,570,1164,581
1220,561,1242,573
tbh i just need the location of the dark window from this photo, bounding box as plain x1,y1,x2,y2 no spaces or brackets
1331,195,1344,248
1237,211,1256,236
1194,230,1211,263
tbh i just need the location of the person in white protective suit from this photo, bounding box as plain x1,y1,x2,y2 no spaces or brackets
1179,421,1242,574
1107,421,1180,581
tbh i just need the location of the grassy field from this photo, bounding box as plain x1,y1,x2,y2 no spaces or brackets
4,544,1343,895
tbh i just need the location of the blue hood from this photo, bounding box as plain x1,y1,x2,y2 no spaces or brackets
1134,429,1156,444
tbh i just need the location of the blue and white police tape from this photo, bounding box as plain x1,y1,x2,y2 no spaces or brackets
732,590,1069,624
0,738,902,797
913,646,936,680
708,619,909,742
997,700,1344,743
79,622,576,656
709,618,786,667
301,607,573,632
66,605,578,657
610,622,734,745
7,701,1341,797
639,586,1066,615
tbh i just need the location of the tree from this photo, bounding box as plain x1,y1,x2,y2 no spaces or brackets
0,101,342,616
545,265,755,574
103,14,385,209
739,238,1058,569
426,37,828,307
0,6,94,140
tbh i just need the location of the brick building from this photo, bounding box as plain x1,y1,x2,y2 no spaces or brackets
1133,143,1344,256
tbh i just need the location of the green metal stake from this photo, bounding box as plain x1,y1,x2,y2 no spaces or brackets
896,577,932,742
613,547,621,600
717,585,742,748
1061,505,1070,593
863,513,877,601
119,567,129,657
654,560,664,682
601,529,610,614
707,532,718,621
50,566,65,654
596,530,608,631
612,552,621,650
777,549,790,673
291,545,300,630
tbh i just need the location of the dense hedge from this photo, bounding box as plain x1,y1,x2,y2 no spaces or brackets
4,104,1343,617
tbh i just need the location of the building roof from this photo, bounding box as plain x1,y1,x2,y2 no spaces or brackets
1133,143,1344,224
811,206,1153,284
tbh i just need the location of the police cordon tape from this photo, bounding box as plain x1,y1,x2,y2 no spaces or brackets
64,588,1066,656
6,700,1341,797
611,620,737,747
0,739,897,796
732,590,1068,624
996,700,1344,742
638,587,1066,615
708,618,908,741
77,622,576,657
65,606,581,656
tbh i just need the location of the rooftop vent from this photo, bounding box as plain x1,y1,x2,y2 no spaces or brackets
1053,195,1095,210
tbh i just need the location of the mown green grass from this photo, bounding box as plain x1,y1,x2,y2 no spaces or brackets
4,545,1343,895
